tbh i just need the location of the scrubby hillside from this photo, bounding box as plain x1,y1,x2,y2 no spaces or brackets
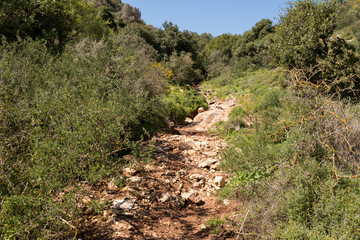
205,0,360,238
1,0,360,239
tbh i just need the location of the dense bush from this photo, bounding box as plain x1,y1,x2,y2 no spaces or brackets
0,38,168,238
166,52,203,85
161,87,208,125
0,0,105,51
271,0,342,68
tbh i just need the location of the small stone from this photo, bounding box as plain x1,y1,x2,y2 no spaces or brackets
165,170,175,176
164,179,171,184
128,176,142,184
194,141,210,150
200,224,207,230
159,193,173,203
187,149,197,156
82,196,91,205
108,178,118,190
223,199,231,205
214,176,226,187
172,148,180,154
193,182,202,188
198,158,218,168
123,167,137,177
198,107,205,113
184,118,193,124
181,190,204,205
190,174,205,181
112,197,137,210
210,162,221,170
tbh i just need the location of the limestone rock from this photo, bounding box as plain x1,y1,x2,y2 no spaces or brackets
223,199,231,206
198,107,205,113
82,196,92,205
159,193,173,203
184,117,193,124
128,176,142,184
187,149,197,156
123,167,137,177
172,148,180,154
214,176,225,187
190,174,205,181
112,197,138,210
181,190,204,205
210,162,220,170
198,158,218,168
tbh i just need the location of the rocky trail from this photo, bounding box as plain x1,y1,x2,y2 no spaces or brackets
78,90,242,240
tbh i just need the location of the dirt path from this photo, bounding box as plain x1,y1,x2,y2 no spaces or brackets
79,91,241,240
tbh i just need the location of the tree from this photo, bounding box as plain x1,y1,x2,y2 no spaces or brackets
121,3,142,24
271,0,342,68
0,0,105,50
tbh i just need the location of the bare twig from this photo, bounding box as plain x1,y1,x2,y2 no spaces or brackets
60,217,78,240
236,210,250,240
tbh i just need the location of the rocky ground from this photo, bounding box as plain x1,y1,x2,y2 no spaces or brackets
77,91,242,240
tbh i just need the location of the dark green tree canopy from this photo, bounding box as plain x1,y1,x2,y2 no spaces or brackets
271,0,342,68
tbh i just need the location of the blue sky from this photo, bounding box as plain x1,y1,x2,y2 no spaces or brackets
122,0,289,36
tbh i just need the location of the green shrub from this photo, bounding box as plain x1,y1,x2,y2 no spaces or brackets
215,64,360,238
166,52,203,85
0,0,105,51
0,38,168,238
162,87,208,125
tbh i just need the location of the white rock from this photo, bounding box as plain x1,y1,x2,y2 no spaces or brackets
112,198,137,210
198,107,205,113
214,176,225,187
159,193,173,203
184,118,193,124
187,149,197,156
128,176,142,184
223,199,231,205
181,190,195,200
189,174,205,181
82,196,91,205
123,167,137,177
194,141,210,150
210,162,221,170
198,158,218,168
